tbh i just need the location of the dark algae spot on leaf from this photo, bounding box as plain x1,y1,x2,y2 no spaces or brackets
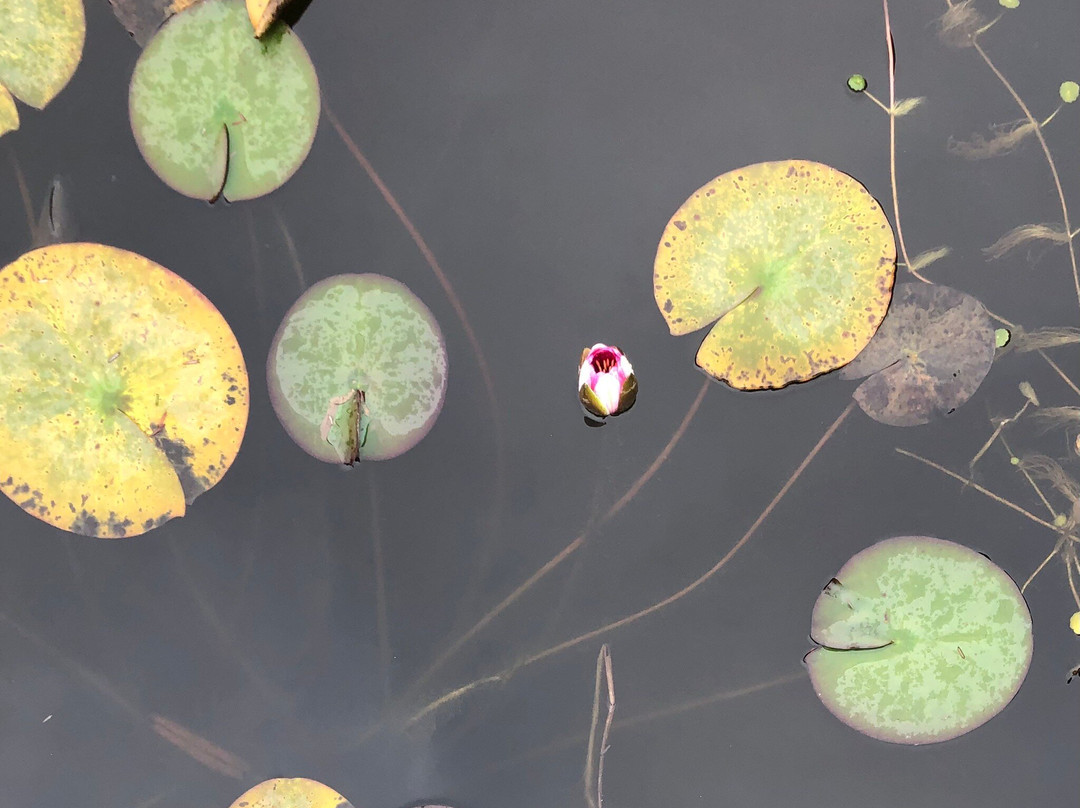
840,282,995,426
152,430,210,501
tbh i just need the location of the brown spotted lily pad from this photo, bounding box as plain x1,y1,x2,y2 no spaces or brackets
0,243,249,537
839,282,995,426
228,777,355,808
653,160,896,390
806,536,1032,744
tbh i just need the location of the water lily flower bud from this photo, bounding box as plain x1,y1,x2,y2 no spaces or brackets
578,343,637,418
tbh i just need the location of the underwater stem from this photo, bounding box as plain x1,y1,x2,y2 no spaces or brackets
401,379,710,700
896,448,1059,531
883,0,918,280
7,147,35,240
405,400,853,727
970,38,1080,316
370,471,392,705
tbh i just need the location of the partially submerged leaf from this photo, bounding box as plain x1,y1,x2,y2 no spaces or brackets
267,274,448,463
107,0,201,48
984,223,1071,260
653,160,896,390
0,243,249,537
247,0,288,36
840,282,995,426
806,536,1033,744
31,176,76,248
129,0,320,201
0,0,85,120
228,778,355,808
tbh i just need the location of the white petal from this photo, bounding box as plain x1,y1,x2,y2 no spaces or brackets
592,374,620,416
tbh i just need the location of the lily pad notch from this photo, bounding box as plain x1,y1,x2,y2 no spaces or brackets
128,0,320,201
0,243,249,538
653,160,896,390
805,536,1032,744
267,273,448,463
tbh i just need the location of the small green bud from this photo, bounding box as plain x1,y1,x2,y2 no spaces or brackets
1054,513,1068,528
999,0,1019,8
1010,456,1020,466
994,328,1011,348
847,74,867,93
1060,81,1079,103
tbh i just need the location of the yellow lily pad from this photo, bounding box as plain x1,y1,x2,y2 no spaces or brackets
653,160,896,390
0,85,17,137
246,0,288,36
0,0,85,126
228,777,355,808
0,243,249,538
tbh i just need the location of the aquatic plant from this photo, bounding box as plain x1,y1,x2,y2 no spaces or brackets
0,0,85,136
0,243,248,537
654,159,896,390
267,274,448,463
128,0,320,201
806,536,1033,744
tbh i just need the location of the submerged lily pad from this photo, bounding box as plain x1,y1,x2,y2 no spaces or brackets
806,536,1032,744
128,0,319,201
107,0,200,47
267,274,448,463
840,282,995,426
0,243,249,537
653,160,895,390
228,778,355,808
0,0,85,133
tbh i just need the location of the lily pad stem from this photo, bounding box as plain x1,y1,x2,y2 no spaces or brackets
969,33,1080,317
397,379,710,704
402,400,855,729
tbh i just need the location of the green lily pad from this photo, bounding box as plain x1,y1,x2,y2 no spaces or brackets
267,274,448,463
653,160,896,390
128,0,319,201
0,0,85,130
0,243,249,537
806,536,1032,744
839,282,995,426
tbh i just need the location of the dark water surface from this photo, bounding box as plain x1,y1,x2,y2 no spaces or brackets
1,0,1078,805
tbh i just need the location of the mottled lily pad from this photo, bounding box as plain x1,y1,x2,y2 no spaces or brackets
228,778,355,808
128,0,319,201
653,160,895,390
840,282,995,426
0,243,249,538
267,274,448,463
0,0,85,134
806,536,1032,744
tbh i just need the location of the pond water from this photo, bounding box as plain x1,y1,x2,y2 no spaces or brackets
1,0,1077,806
